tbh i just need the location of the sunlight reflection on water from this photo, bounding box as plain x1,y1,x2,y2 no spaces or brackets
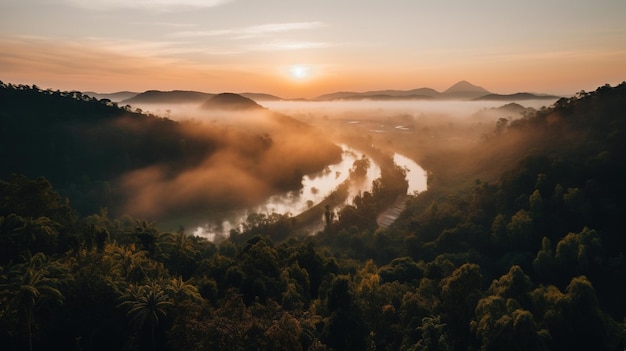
393,153,427,194
193,146,429,241
193,145,381,240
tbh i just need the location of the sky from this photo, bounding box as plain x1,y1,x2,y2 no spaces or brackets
1,0,625,98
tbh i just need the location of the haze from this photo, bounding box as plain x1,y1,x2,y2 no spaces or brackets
1,0,626,97
111,95,546,236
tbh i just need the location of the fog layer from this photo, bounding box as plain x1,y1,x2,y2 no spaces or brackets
126,97,557,232
118,107,342,225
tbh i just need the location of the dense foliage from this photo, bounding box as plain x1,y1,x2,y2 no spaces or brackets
1,82,626,350
0,82,216,216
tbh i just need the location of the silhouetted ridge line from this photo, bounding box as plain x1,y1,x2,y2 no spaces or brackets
122,90,214,104
473,92,560,101
201,92,264,110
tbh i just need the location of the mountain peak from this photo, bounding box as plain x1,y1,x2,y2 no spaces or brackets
201,92,263,110
444,80,490,94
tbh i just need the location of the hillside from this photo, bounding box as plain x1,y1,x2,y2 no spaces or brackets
0,83,218,214
201,92,264,110
84,91,139,102
122,90,214,104
474,92,560,101
240,92,283,101
0,82,341,219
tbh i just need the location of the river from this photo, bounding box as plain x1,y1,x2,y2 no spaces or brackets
193,145,426,240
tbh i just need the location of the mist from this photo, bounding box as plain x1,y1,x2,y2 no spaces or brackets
118,96,559,236
115,105,342,227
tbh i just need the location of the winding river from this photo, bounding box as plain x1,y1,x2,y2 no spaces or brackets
393,153,427,194
193,145,426,240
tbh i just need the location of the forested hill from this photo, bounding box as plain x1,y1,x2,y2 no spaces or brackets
0,82,342,218
0,82,217,214
1,82,626,351
389,82,626,348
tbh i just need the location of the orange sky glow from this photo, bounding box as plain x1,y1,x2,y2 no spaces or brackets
1,0,625,98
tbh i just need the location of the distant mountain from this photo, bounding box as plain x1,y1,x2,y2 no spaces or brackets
84,91,139,102
442,80,491,99
495,102,535,114
313,91,359,101
314,81,494,101
473,92,561,101
92,81,556,104
405,87,442,98
201,93,264,110
240,92,283,101
122,90,214,104
314,87,440,101
333,94,435,101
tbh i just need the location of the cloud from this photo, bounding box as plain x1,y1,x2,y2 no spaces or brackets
64,0,233,11
168,29,235,38
165,22,331,53
240,22,327,35
168,22,326,38
248,40,331,51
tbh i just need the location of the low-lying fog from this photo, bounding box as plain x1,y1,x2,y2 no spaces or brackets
261,99,556,117
125,97,559,239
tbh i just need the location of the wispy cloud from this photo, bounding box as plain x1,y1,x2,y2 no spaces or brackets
249,40,331,51
241,22,326,35
64,0,233,11
169,22,326,39
133,22,197,28
169,29,235,38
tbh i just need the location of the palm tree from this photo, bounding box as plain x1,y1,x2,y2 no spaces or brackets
108,244,149,284
117,283,173,351
160,231,199,276
133,220,159,257
0,252,67,351
165,276,203,304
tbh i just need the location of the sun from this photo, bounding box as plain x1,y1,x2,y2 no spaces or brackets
288,64,311,81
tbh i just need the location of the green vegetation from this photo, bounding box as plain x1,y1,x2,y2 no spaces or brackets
1,82,626,350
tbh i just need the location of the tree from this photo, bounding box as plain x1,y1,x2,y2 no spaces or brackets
323,276,368,351
0,252,67,351
164,276,203,305
239,236,282,303
487,265,533,309
440,263,482,349
160,231,199,278
534,276,623,350
0,214,60,263
472,296,548,351
264,313,303,351
532,237,554,280
349,155,370,179
117,282,173,351
554,227,605,279
506,209,534,249
379,256,423,285
411,316,450,351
